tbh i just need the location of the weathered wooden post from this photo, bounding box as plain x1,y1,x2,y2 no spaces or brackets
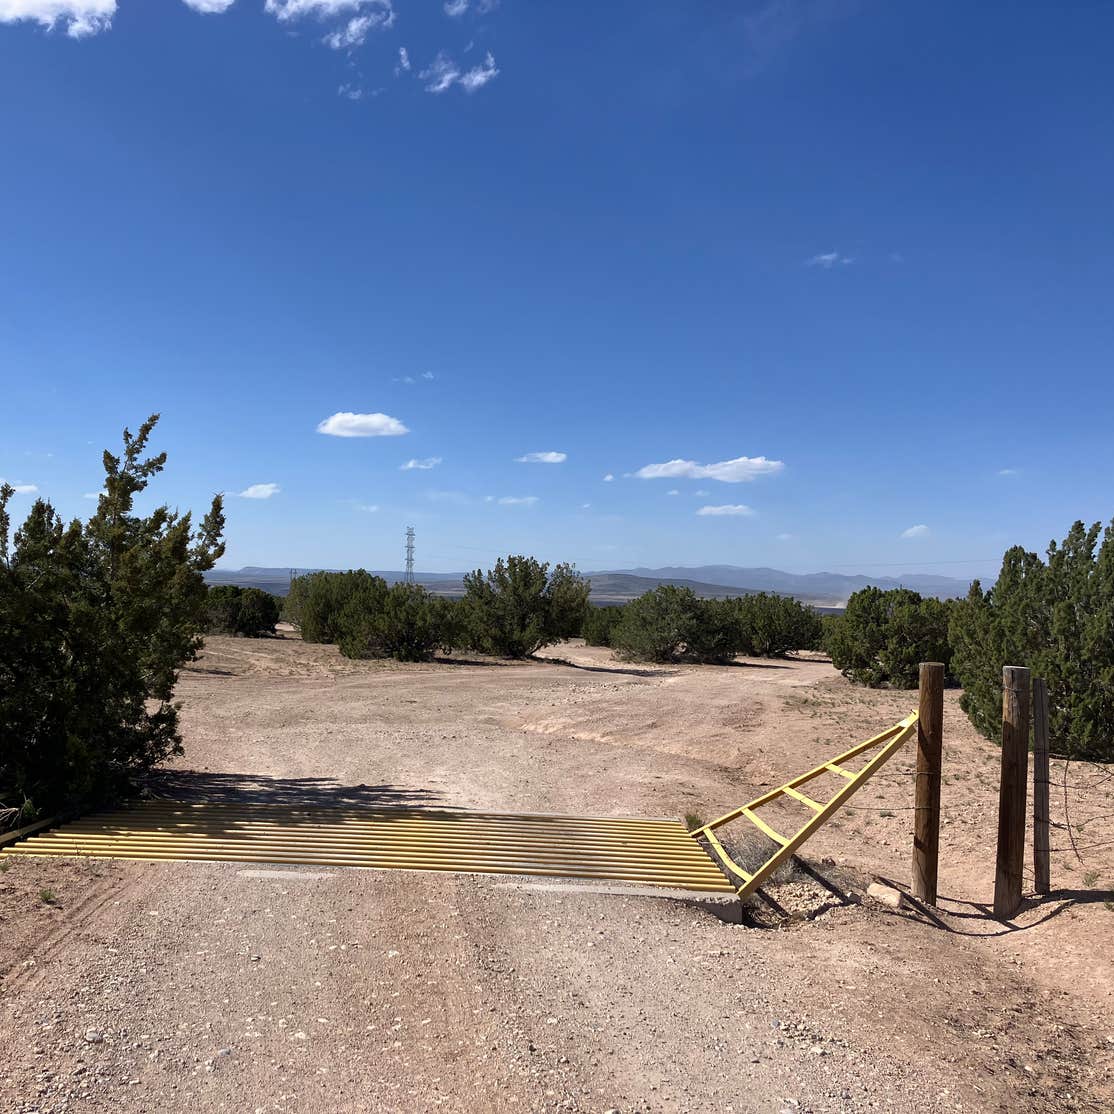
1032,676,1051,896
994,665,1031,918
912,661,944,904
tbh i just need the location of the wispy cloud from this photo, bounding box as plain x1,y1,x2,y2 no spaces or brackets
997,468,1019,477
324,12,388,49
498,495,538,506
602,473,614,482
0,479,39,494
237,483,281,500
426,489,470,505
356,503,379,512
666,489,680,496
395,45,411,73
443,0,467,14
82,492,100,500
337,83,365,100
317,411,409,437
181,0,235,11
776,532,795,541
515,451,566,464
697,504,755,517
901,524,929,539
401,457,442,471
0,0,116,36
419,49,498,94
806,251,853,268
634,455,784,483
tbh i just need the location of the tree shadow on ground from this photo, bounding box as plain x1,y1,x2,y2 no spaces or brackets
144,769,441,809
533,655,675,679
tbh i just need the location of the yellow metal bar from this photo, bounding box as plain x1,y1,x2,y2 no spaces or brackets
781,786,824,811
825,763,856,780
700,828,753,884
694,713,918,900
740,808,788,845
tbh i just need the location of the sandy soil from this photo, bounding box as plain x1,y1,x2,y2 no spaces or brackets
2,634,1112,1113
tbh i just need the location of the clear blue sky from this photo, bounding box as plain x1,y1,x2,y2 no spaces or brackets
2,1,1112,577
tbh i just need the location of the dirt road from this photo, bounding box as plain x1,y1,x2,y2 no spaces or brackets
2,636,1112,1112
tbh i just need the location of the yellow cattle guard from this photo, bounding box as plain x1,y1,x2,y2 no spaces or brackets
2,801,735,894
2,714,918,902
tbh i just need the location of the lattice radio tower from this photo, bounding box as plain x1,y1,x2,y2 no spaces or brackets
404,526,415,584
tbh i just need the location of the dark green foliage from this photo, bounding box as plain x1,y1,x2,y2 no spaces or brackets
612,586,821,663
730,593,823,657
0,416,224,820
286,570,387,644
337,582,444,662
950,520,1114,760
206,585,279,637
611,586,708,662
461,556,590,658
582,605,625,647
826,587,952,688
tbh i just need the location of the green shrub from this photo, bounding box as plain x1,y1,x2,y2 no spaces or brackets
950,520,1114,760
730,593,822,657
826,587,952,687
338,582,444,662
461,556,590,658
0,415,224,820
205,585,280,637
611,585,704,662
582,605,625,647
287,570,387,644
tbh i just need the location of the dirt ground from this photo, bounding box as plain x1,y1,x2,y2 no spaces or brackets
2,634,1113,1113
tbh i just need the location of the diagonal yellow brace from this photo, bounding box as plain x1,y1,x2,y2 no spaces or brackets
693,713,918,901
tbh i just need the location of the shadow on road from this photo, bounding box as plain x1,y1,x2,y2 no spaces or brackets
144,769,441,809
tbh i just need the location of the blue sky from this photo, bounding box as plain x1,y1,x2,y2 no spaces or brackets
1,1,1112,577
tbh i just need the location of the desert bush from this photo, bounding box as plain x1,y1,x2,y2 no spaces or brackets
206,585,279,637
461,556,590,658
287,570,387,644
582,605,625,647
826,587,952,687
950,520,1114,760
0,415,224,821
611,585,703,662
730,593,823,657
338,582,444,662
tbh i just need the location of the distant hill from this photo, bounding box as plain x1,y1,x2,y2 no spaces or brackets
605,565,973,606
205,563,971,609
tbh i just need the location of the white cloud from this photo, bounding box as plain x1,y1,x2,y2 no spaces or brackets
776,532,795,541
459,51,498,92
317,411,409,437
421,370,434,380
238,483,281,499
602,473,614,482
666,489,680,496
419,49,498,94
1,479,39,494
515,451,566,464
901,524,929,539
0,0,116,36
693,489,709,496
806,251,853,268
181,0,235,12
356,503,379,512
697,504,755,517
324,12,384,49
581,502,591,509
443,0,466,14
997,468,1019,477
634,455,784,483
396,45,411,72
498,496,538,506
337,83,364,100
401,457,442,471
82,491,100,500
265,0,391,21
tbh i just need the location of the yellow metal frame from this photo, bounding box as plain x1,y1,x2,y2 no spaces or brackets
691,712,919,901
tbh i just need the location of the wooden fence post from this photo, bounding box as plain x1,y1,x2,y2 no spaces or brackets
994,665,1031,918
912,661,944,905
1032,677,1051,896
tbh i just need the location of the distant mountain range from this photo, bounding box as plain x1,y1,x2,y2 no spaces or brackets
206,564,973,609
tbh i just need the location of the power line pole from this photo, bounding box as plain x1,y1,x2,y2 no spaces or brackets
405,526,415,584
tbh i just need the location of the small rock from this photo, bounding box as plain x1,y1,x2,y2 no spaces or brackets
866,882,906,909
84,1030,104,1044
